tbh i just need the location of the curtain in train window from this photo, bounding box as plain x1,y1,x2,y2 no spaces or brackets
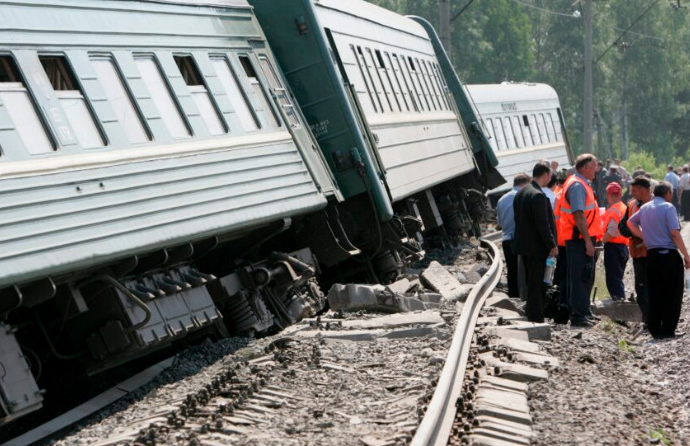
40,56,104,149
173,55,225,135
91,57,150,144
385,53,409,112
0,56,54,155
211,57,258,132
258,56,300,127
135,56,190,139
238,55,280,128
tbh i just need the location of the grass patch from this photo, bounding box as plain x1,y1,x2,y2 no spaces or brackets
618,339,635,353
649,428,671,445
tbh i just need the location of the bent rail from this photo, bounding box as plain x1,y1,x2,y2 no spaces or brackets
411,237,503,446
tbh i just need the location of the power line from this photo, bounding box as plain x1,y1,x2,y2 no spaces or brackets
594,0,662,64
509,0,578,18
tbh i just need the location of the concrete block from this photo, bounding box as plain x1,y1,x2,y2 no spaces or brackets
513,351,560,367
592,299,642,322
484,327,531,342
496,321,552,341
471,428,531,445
476,388,529,412
490,337,543,354
485,294,521,313
469,435,527,446
379,326,443,340
476,404,532,426
476,415,534,435
420,261,466,301
480,376,529,394
418,292,443,304
477,420,533,439
385,278,411,295
327,284,428,313
294,329,381,342
484,358,549,382
338,311,444,330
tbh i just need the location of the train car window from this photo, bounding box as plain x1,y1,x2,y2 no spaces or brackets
414,58,436,111
484,118,498,152
0,56,54,154
537,113,549,143
41,55,104,150
350,46,378,113
551,111,563,141
91,57,149,144
528,114,541,144
378,52,402,112
545,112,559,142
386,53,409,112
511,116,525,148
365,49,392,113
258,56,300,127
429,63,449,110
404,56,427,112
502,117,516,150
238,55,280,128
521,114,534,146
174,55,225,135
493,117,507,151
211,57,259,131
135,56,190,139
419,60,440,111
392,54,418,112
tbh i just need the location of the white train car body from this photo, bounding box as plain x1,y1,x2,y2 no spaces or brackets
465,83,573,195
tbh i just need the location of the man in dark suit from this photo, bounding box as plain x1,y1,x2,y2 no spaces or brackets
513,161,558,322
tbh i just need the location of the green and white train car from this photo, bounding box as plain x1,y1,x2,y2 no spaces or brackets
0,0,339,425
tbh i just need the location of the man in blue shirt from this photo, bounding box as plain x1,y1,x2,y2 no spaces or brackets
664,165,681,213
628,181,690,339
497,173,531,297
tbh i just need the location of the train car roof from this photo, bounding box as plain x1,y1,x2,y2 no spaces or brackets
315,0,428,39
465,83,559,104
135,0,251,8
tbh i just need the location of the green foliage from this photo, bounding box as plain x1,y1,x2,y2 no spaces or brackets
621,151,666,180
367,0,690,165
618,339,635,353
649,428,672,445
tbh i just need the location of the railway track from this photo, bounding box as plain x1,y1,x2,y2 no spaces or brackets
7,235,557,446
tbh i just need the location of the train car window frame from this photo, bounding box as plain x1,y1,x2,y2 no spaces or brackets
545,112,558,142
237,54,281,128
484,118,498,152
427,62,446,111
418,59,440,111
352,46,379,113
551,111,564,142
414,57,436,111
528,114,541,144
258,55,301,128
493,117,507,151
431,62,451,111
376,50,402,112
521,114,534,147
209,54,260,132
174,54,226,135
134,54,191,140
90,55,151,144
0,54,56,155
364,48,393,113
403,55,427,112
385,52,409,112
511,116,525,148
502,116,516,150
39,54,106,150
392,54,418,112
536,113,549,143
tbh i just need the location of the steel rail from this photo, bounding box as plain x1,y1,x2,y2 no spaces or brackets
410,237,503,446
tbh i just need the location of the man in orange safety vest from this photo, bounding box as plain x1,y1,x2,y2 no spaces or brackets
557,154,604,327
601,182,629,301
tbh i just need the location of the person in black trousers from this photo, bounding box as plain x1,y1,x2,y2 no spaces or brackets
513,162,558,323
496,173,531,298
628,182,690,339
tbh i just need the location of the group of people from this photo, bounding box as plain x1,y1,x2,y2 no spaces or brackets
497,154,690,339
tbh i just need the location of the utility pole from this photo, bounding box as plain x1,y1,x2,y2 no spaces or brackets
440,0,451,55
583,0,594,154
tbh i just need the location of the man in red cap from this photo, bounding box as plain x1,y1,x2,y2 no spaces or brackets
602,181,629,301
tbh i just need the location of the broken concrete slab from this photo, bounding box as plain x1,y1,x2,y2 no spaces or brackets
476,421,533,439
476,404,532,426
332,311,445,330
484,327,531,342
471,428,531,445
513,351,560,367
490,337,543,355
477,388,529,413
592,299,642,322
484,358,549,382
484,321,551,341
480,376,529,394
293,329,381,342
475,415,534,434
327,284,428,313
379,326,445,340
418,292,443,304
385,278,411,295
420,261,466,301
485,294,521,313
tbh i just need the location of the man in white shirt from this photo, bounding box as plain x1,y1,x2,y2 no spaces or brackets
664,165,681,214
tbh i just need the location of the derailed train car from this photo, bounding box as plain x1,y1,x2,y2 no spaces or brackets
0,0,501,425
